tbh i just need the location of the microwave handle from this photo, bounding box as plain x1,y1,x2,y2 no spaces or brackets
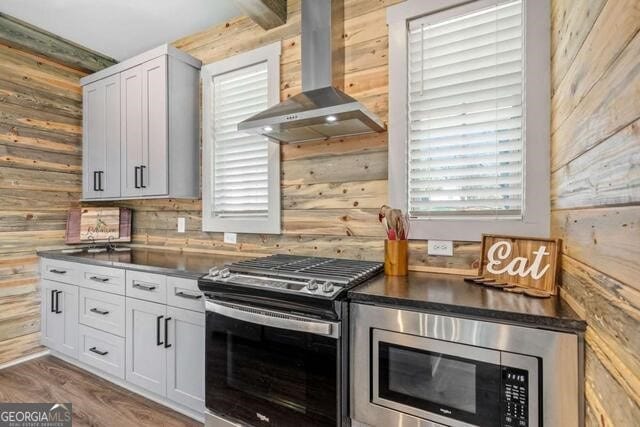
206,300,338,338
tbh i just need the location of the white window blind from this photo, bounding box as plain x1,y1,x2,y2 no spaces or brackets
202,42,281,234
407,0,524,218
212,61,270,217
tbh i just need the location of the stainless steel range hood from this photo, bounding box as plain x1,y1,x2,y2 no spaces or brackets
238,0,385,143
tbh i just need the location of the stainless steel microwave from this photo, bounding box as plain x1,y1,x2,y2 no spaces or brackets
351,304,583,427
372,329,538,426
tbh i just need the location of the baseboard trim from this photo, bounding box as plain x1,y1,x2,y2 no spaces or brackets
0,350,50,371
49,351,204,423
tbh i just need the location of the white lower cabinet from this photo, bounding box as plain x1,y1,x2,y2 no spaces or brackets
79,288,126,336
40,258,205,418
166,306,205,412
125,298,167,395
41,279,78,359
125,298,205,413
78,324,126,379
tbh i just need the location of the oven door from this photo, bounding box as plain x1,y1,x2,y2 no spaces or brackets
372,329,502,427
205,299,341,427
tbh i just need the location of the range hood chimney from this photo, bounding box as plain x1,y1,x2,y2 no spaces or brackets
237,0,386,143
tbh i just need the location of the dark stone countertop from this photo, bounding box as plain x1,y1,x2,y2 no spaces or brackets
349,271,586,333
38,247,250,279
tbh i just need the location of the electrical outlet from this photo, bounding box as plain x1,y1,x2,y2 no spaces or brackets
428,240,453,256
224,232,237,244
177,217,186,233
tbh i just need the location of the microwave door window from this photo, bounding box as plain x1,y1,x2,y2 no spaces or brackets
387,346,477,413
378,342,501,426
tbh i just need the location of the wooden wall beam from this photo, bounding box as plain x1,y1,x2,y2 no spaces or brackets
232,0,287,30
0,13,116,73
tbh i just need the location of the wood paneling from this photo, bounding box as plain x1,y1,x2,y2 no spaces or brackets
551,1,640,423
0,13,116,73
0,23,89,363
87,0,484,276
233,0,287,30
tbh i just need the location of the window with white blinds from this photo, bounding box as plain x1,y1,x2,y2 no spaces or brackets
407,0,524,219
212,62,270,216
387,0,550,240
202,43,281,234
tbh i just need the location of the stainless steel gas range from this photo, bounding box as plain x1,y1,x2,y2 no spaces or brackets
198,254,383,427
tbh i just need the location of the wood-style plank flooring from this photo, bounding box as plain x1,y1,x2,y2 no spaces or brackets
0,356,202,427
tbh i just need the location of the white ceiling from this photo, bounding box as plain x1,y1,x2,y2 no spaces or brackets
0,0,241,61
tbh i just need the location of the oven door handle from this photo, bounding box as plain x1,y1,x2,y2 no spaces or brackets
206,300,339,338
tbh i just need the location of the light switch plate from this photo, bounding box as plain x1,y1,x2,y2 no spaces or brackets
177,217,186,233
224,232,237,244
428,240,453,256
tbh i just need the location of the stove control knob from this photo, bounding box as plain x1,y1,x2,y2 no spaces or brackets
322,282,335,293
220,268,231,278
307,279,319,291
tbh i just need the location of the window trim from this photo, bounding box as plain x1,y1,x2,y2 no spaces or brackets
201,42,281,234
387,0,550,241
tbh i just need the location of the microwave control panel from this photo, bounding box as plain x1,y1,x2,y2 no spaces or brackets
502,367,529,427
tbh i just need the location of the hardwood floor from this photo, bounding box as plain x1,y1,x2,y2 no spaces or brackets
0,355,202,426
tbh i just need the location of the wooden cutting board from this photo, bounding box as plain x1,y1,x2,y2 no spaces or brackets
65,208,131,244
79,208,121,241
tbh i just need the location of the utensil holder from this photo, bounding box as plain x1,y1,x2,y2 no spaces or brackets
384,240,408,276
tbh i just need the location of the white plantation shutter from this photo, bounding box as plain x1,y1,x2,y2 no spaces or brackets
407,0,524,218
212,62,269,216
202,43,281,234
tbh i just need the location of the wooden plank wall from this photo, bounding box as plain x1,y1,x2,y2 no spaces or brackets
0,42,83,364
0,15,115,364
107,0,481,276
550,0,640,425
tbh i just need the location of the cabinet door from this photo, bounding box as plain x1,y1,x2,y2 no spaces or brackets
120,65,143,198
166,306,205,412
140,56,168,196
83,75,121,199
41,280,64,349
41,281,79,358
56,282,79,359
126,298,166,396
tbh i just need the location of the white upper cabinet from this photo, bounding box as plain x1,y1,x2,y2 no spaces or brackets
81,45,201,200
83,74,120,199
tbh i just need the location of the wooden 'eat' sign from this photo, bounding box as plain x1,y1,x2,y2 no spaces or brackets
479,234,561,295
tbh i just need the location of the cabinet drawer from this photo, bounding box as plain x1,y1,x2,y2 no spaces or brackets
126,270,166,304
78,265,125,295
78,325,125,379
167,277,203,312
79,288,125,336
41,259,82,284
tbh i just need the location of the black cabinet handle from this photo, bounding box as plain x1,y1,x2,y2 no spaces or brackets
156,315,164,346
89,276,109,283
140,165,146,188
133,282,156,291
54,290,62,314
98,171,104,191
50,289,56,313
89,347,109,356
175,291,202,300
164,317,171,348
90,307,109,315
50,269,67,275
134,166,140,188
93,171,98,191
